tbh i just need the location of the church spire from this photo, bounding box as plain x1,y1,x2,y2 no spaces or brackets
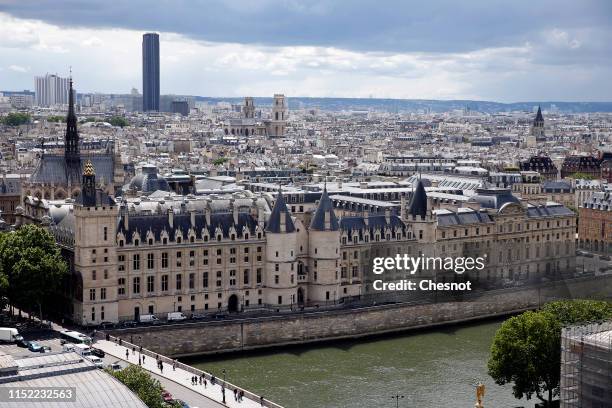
65,75,80,163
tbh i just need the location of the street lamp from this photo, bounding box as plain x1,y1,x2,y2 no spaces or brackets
221,369,226,404
391,394,404,408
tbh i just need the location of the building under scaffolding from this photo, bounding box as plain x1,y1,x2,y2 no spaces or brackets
560,320,612,408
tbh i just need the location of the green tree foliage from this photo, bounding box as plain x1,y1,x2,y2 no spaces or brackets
47,115,65,123
488,300,612,406
0,225,68,319
213,157,228,166
109,365,176,408
568,172,594,180
108,116,129,127
2,112,30,126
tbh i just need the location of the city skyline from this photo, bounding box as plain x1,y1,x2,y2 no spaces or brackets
0,1,611,102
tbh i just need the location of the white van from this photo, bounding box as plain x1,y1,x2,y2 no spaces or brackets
167,312,187,321
139,314,159,323
73,343,92,357
0,327,23,343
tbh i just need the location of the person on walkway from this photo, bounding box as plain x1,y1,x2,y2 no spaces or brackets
173,359,176,371
138,356,141,366
203,378,207,388
132,346,135,355
142,355,146,364
211,375,215,385
239,390,244,401
139,345,142,353
125,349,129,360
199,376,202,385
234,388,238,401
159,362,163,373
260,396,265,406
119,338,122,346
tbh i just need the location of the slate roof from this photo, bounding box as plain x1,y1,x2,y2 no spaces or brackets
471,188,520,209
30,154,115,185
526,203,574,217
339,215,406,239
265,190,296,233
436,209,493,226
310,188,339,231
407,180,428,219
118,212,259,243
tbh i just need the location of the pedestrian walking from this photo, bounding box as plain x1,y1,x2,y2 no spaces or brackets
139,345,142,353
132,346,135,355
260,396,265,406
240,390,244,401
138,356,141,366
199,376,202,385
119,338,122,346
203,378,207,388
142,355,146,364
234,388,238,401
125,349,129,359
173,359,176,371
160,362,163,373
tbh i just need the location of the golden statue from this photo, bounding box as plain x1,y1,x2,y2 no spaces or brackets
475,383,485,408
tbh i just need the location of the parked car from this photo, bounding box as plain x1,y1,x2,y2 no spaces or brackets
28,341,43,352
190,313,206,320
120,320,137,328
167,312,187,322
88,356,104,368
97,321,115,330
161,391,174,403
108,361,122,371
91,348,105,358
16,339,29,348
213,313,226,320
41,345,52,353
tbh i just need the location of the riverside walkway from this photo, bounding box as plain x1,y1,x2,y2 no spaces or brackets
94,336,282,408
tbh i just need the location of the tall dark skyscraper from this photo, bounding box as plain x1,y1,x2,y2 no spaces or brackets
142,33,160,111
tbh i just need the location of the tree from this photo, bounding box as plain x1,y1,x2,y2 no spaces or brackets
488,300,612,406
47,115,65,123
2,112,30,126
0,225,68,320
108,116,129,127
108,365,178,408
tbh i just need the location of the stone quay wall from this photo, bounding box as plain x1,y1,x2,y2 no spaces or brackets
108,275,612,358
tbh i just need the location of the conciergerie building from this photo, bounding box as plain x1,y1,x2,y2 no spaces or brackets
15,86,577,326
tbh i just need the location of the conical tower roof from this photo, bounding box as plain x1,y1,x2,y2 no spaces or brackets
310,186,339,231
266,188,295,233
407,180,428,219
535,106,544,123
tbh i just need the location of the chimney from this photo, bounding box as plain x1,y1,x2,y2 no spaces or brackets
231,198,238,225
123,207,129,230
190,209,196,227
250,198,258,218
168,208,174,229
205,199,211,225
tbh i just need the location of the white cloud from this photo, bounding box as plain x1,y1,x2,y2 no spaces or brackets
8,64,30,73
0,12,609,102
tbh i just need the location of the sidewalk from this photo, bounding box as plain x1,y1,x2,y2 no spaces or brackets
95,340,268,408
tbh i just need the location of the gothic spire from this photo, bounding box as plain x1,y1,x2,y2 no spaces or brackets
65,76,80,163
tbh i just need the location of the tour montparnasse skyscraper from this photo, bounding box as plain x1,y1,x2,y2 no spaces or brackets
142,32,160,111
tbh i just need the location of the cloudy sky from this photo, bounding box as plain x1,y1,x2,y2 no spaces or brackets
0,0,611,102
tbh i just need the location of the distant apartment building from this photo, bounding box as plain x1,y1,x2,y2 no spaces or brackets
560,156,601,179
578,192,612,253
519,155,558,180
142,33,160,111
34,73,70,107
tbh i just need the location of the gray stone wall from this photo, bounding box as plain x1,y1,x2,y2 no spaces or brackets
108,275,612,357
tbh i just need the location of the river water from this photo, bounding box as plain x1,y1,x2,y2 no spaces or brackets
186,319,530,408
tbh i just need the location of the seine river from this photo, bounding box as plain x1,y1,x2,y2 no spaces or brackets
186,319,529,408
